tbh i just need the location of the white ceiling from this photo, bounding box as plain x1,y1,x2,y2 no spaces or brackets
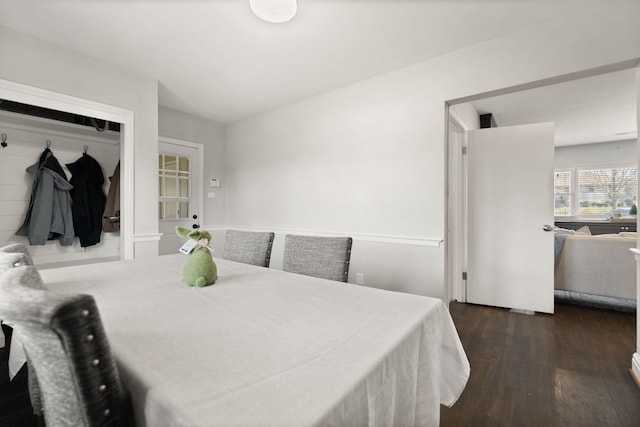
470,69,637,146
0,0,636,143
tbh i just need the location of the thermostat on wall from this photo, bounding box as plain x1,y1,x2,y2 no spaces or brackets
209,177,221,188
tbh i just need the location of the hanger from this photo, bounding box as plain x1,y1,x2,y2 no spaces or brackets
1,133,7,148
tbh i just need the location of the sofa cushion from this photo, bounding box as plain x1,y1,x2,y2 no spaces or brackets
554,234,636,300
575,225,591,235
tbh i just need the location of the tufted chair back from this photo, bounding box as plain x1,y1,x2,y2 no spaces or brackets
0,243,45,418
283,235,353,282
223,230,275,267
0,244,132,427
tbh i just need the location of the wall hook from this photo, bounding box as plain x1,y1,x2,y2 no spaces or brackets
1,133,7,148
84,145,89,154
46,139,52,149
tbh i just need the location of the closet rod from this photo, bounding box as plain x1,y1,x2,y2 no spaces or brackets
0,117,120,146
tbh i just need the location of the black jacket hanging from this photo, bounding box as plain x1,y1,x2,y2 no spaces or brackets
66,152,106,247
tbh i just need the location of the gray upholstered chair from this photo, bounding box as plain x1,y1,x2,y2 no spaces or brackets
282,234,353,282
0,243,45,420
223,230,275,267
0,244,132,427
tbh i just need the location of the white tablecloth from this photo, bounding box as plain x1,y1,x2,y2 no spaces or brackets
39,254,469,427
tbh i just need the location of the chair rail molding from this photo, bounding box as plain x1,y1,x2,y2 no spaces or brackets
210,226,443,248
133,233,163,242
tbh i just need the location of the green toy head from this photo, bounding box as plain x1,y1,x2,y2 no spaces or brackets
176,226,212,244
176,226,217,287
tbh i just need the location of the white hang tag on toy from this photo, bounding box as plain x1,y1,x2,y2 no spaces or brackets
179,239,199,255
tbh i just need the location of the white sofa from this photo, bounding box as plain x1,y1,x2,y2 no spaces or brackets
555,233,637,300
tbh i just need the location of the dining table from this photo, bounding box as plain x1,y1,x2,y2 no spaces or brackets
36,253,470,427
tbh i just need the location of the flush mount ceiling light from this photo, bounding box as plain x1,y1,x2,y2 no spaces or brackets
250,0,297,23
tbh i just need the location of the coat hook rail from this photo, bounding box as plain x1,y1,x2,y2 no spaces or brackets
1,133,7,148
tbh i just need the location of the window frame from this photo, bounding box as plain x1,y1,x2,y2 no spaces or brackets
554,162,638,220
554,168,574,217
158,153,192,221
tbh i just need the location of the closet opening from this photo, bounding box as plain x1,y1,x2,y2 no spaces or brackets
0,96,126,269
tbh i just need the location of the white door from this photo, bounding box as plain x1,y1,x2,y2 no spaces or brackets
158,139,202,255
466,122,555,314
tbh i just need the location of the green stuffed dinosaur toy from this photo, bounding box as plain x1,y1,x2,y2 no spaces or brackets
176,226,218,287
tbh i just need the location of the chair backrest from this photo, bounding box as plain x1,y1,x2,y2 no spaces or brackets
282,234,353,282
0,243,45,418
0,245,132,427
223,230,275,267
0,243,38,275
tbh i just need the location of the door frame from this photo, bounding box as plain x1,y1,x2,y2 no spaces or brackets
0,78,135,260
444,59,640,305
158,135,204,237
445,109,468,303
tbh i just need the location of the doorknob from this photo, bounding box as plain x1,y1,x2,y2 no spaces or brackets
542,224,554,232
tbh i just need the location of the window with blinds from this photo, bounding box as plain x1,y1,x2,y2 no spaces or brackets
578,167,637,216
554,166,637,217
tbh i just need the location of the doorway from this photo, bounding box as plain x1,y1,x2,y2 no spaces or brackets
0,78,135,260
445,64,639,310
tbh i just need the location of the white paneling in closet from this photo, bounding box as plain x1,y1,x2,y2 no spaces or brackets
0,110,121,268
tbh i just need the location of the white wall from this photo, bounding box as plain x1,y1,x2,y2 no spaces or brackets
3,1,638,297
555,139,637,168
449,103,481,131
0,27,160,258
224,0,640,298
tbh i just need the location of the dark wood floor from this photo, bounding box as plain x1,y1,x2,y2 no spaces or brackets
1,303,638,426
441,301,640,427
